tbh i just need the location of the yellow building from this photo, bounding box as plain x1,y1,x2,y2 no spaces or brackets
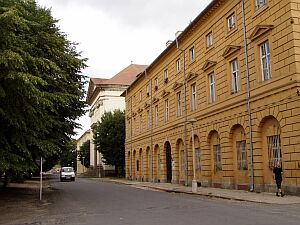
123,0,300,194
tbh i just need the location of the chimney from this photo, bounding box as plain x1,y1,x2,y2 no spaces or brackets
166,40,173,47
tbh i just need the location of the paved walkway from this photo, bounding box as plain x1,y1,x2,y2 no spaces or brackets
93,178,300,205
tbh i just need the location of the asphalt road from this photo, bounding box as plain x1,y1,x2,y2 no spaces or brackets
2,176,300,225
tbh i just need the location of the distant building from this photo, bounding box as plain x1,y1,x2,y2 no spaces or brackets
87,64,147,177
123,0,300,195
76,129,90,175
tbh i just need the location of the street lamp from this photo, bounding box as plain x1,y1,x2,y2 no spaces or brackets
188,118,197,193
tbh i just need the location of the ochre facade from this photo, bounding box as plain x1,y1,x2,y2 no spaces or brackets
124,0,300,194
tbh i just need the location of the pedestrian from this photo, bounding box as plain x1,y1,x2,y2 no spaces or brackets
273,161,284,197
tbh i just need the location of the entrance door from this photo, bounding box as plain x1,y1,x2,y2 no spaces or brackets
166,142,172,183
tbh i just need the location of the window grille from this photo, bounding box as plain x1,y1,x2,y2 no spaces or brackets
267,135,282,168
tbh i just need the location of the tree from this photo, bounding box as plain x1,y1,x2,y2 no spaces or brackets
0,0,87,178
94,110,125,177
78,140,90,168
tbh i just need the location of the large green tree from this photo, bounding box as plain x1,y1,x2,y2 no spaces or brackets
78,140,90,168
0,0,87,177
94,110,125,177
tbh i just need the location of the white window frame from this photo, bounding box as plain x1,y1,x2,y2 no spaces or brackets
209,72,216,103
177,91,182,116
236,140,248,170
164,99,169,122
227,13,236,31
260,41,271,81
213,144,222,172
206,32,213,48
164,69,169,82
191,83,197,111
189,46,195,62
154,77,158,90
176,58,181,73
256,0,267,9
231,59,240,93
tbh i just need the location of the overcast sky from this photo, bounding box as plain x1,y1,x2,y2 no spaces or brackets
36,0,211,138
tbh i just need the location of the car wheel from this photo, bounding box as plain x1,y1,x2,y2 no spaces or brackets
72,177,75,181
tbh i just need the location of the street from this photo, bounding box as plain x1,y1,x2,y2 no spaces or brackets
1,176,300,225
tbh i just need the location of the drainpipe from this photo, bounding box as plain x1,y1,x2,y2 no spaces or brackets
242,0,255,192
129,91,133,180
145,69,154,182
175,32,188,186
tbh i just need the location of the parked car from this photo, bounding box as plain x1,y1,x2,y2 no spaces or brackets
60,167,75,182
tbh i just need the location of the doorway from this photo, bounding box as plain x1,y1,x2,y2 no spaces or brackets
165,142,172,183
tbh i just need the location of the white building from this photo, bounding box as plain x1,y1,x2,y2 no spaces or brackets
76,129,90,175
87,64,147,176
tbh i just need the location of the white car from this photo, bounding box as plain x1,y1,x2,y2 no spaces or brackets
60,167,75,182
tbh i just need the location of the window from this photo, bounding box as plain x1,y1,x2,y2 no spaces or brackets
213,144,222,172
181,150,186,175
256,0,267,9
176,58,181,73
231,59,240,93
164,99,169,122
146,83,150,96
206,32,213,48
267,135,282,169
139,90,142,101
139,114,142,132
127,120,131,138
177,92,182,116
154,78,158,90
227,13,236,31
195,147,201,171
136,160,139,171
260,41,271,81
189,46,195,62
237,140,247,170
155,105,159,126
191,83,197,111
208,73,216,103
147,110,151,129
133,118,136,136
164,69,169,83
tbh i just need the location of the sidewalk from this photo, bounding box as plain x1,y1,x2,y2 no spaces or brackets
96,178,300,205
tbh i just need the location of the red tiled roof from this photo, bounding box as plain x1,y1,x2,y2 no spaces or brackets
109,64,147,85
87,64,147,104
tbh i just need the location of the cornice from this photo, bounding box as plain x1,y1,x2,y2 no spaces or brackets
202,60,217,71
222,45,241,58
249,25,274,41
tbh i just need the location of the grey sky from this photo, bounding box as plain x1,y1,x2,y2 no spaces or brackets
36,0,211,137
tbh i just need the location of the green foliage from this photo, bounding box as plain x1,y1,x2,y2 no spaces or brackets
59,140,77,169
78,140,90,168
0,1,87,175
94,110,125,176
